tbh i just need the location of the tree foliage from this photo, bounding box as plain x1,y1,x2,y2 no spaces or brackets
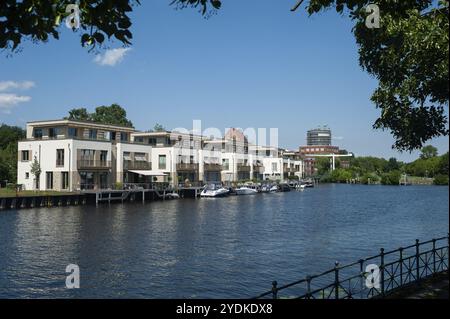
302,0,449,151
420,145,438,159
66,104,134,127
0,124,26,183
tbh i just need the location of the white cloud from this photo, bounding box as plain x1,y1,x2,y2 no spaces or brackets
0,81,35,92
93,48,131,66
0,93,31,114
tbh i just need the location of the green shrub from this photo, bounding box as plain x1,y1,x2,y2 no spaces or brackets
434,174,449,185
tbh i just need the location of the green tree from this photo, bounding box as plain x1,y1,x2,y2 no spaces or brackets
420,145,439,159
438,152,449,175
381,170,402,185
91,104,133,127
434,174,449,185
315,157,331,175
0,124,25,183
66,108,91,121
298,0,449,151
65,104,134,127
0,1,222,52
152,123,166,132
30,156,42,190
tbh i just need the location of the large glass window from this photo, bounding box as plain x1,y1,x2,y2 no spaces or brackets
148,138,157,146
61,172,69,190
222,159,230,171
159,155,167,170
100,151,108,162
56,149,64,166
68,127,78,138
33,128,43,139
89,129,97,140
46,172,53,190
21,150,30,161
120,132,128,142
272,163,278,172
48,128,58,138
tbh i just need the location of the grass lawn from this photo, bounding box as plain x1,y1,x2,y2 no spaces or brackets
0,189,78,198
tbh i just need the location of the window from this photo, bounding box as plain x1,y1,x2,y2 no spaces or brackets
56,149,64,166
46,172,53,190
123,152,131,161
148,138,157,146
120,132,128,142
222,159,230,171
190,156,194,164
266,150,271,157
159,155,167,170
62,172,69,190
272,163,278,172
21,150,30,161
100,151,108,162
25,172,30,179
68,127,78,138
110,131,116,141
135,153,146,161
89,129,97,140
81,149,95,160
34,128,43,139
48,128,58,138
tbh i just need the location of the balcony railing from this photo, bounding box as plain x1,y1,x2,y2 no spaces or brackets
124,160,152,170
237,164,251,172
77,160,111,169
176,163,199,171
204,163,222,171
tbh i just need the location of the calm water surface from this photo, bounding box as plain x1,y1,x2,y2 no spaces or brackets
0,184,448,298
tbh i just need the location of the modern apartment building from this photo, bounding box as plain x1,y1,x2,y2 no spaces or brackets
17,120,304,191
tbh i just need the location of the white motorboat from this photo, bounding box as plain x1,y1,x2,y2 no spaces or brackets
269,185,279,193
235,186,259,195
201,184,230,198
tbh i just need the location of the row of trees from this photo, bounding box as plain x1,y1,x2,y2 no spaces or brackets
317,146,449,185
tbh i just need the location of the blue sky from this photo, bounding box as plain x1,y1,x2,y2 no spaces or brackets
0,0,448,161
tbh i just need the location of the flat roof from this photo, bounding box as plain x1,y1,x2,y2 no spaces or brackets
27,119,137,131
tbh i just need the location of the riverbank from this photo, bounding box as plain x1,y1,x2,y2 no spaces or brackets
0,189,77,198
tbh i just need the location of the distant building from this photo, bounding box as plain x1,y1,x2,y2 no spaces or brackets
299,127,349,176
307,127,332,146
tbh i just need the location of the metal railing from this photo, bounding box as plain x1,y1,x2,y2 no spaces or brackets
124,160,152,170
77,160,111,169
237,164,251,172
176,163,199,171
254,236,449,299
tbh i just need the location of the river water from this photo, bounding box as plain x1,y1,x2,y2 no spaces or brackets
0,184,448,298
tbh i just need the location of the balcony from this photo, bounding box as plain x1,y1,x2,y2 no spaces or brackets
237,164,251,172
177,163,199,171
124,160,152,171
253,165,264,174
77,159,111,170
204,163,222,171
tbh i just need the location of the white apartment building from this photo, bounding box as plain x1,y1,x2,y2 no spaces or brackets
17,120,304,191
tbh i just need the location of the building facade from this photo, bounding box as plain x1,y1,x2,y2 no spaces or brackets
17,121,304,191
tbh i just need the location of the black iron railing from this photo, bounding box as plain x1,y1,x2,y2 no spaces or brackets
254,236,449,299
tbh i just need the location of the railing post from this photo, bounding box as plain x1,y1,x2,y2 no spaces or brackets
334,261,339,300
272,281,278,300
359,259,364,299
432,239,437,274
306,276,312,300
415,239,420,282
399,247,404,286
380,248,385,297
